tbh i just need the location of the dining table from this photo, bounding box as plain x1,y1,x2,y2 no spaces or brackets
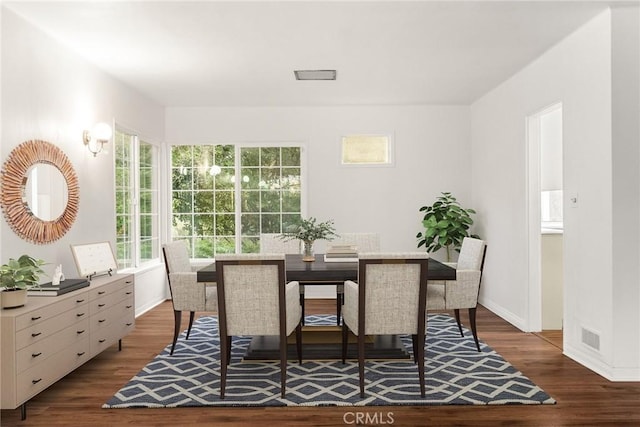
196,254,456,360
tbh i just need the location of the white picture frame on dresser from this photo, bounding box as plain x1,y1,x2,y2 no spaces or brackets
1,273,135,420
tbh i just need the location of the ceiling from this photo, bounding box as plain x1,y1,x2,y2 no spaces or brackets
4,1,622,107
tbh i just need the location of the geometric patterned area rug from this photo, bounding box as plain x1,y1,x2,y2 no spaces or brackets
104,314,555,408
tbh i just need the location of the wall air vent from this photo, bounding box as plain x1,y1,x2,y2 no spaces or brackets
581,327,601,352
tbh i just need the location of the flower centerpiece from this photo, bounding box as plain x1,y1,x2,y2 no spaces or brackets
0,255,46,309
279,217,338,261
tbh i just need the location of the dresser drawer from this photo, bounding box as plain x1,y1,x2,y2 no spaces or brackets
16,338,90,403
90,298,134,332
16,318,90,374
15,292,89,331
89,276,133,301
15,302,89,350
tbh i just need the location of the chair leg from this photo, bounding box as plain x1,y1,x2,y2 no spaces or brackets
170,310,182,355
416,332,426,398
280,332,288,399
300,293,306,326
336,291,342,325
341,323,348,364
468,307,481,352
186,311,196,339
220,333,229,399
226,336,232,365
296,322,303,364
411,334,418,364
358,332,366,398
454,309,464,337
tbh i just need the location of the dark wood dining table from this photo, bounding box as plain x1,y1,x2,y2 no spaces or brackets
197,253,456,283
197,254,455,360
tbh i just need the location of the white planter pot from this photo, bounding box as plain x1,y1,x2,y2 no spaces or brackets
1,288,27,309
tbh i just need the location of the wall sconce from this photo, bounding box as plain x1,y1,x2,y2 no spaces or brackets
83,122,112,156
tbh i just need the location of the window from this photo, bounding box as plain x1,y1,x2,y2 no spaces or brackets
341,135,393,166
170,145,302,257
115,128,160,269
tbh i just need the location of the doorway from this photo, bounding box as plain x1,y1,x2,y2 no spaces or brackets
526,103,563,347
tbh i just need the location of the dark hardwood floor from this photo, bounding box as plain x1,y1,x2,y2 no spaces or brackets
2,300,639,426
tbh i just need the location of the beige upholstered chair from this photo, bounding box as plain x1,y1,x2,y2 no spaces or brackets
341,252,429,398
162,240,217,355
330,233,381,324
426,237,487,351
215,254,302,399
260,233,301,254
331,233,381,253
260,233,307,322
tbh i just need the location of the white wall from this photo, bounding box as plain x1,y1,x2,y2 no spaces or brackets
1,9,167,316
471,8,639,380
610,5,640,378
165,105,472,257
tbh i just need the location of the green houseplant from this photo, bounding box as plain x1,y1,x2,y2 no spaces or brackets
279,217,338,261
0,255,46,309
416,192,478,261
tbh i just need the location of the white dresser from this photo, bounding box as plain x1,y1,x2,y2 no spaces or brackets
1,274,135,419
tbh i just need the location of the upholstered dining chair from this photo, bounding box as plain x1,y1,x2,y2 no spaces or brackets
260,233,301,254
426,237,487,352
330,233,381,325
162,240,217,355
341,252,429,398
260,233,308,322
215,254,303,399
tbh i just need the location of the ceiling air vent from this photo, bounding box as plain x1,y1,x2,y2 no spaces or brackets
294,70,337,80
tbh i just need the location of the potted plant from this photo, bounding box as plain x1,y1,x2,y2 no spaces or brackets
279,217,338,261
0,255,46,309
416,192,479,262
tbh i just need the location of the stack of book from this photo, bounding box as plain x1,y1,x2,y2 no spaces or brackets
28,278,90,297
324,245,358,263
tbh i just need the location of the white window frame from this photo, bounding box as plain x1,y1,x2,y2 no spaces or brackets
114,125,161,271
340,134,395,167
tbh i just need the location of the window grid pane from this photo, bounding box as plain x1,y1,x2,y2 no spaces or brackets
170,145,302,256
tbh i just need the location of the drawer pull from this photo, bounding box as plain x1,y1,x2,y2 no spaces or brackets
98,291,106,295
126,291,132,295
77,351,85,356
126,322,133,326
98,303,106,308
126,280,132,284
99,319,106,323
76,299,85,303
126,305,132,309
99,339,106,343
31,332,42,338
77,329,86,334
31,316,41,321
32,352,42,358
77,313,85,317
32,378,42,385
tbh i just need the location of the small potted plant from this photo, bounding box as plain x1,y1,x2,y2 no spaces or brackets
416,192,479,262
279,217,338,261
0,255,46,309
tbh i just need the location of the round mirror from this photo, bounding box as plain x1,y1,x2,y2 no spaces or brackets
23,163,69,221
1,140,79,244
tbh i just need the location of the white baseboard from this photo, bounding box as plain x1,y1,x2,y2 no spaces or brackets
478,296,528,332
135,297,167,318
564,343,640,381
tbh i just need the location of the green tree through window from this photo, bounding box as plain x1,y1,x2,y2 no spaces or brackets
171,145,302,257
115,129,159,269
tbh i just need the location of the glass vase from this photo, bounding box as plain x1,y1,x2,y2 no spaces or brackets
302,240,315,262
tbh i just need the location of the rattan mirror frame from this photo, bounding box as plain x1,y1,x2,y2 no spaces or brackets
1,140,79,244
